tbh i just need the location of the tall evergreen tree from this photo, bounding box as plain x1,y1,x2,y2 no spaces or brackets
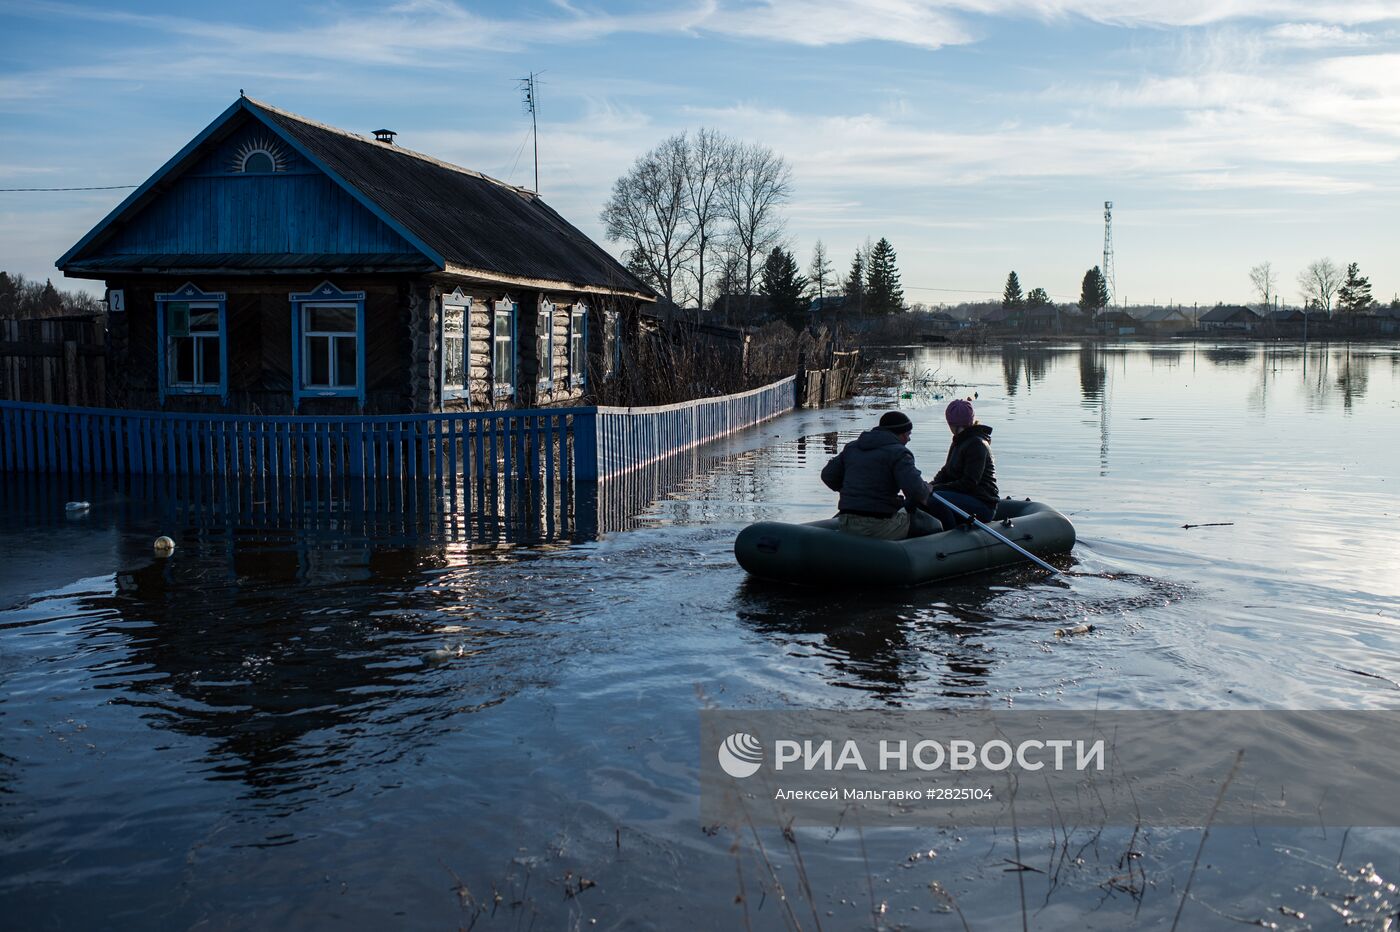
760,247,809,325
0,271,17,315
843,250,866,313
40,279,62,315
865,238,904,314
1002,271,1024,309
1336,261,1374,316
1080,267,1109,314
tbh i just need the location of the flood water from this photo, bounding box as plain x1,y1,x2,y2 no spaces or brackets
3,339,1399,930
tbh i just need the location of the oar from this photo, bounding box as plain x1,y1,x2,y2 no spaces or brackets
929,492,1063,577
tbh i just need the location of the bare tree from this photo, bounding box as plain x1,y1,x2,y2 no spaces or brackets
1249,261,1276,311
678,128,734,313
723,142,792,317
1297,258,1341,314
808,239,834,303
600,136,695,305
712,236,743,309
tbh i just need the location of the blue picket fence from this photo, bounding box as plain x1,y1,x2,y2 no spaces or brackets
0,376,795,486
0,402,588,487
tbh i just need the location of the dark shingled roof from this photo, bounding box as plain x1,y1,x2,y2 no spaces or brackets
1200,305,1260,322
250,100,652,297
1136,307,1190,322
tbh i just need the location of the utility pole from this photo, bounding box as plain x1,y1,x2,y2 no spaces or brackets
1102,200,1116,307
519,72,540,193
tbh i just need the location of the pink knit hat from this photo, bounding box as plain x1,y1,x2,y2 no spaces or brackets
945,398,975,429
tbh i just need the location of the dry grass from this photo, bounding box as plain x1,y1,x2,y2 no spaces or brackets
590,320,842,406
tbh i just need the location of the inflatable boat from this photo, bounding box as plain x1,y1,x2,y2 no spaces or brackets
734,499,1075,587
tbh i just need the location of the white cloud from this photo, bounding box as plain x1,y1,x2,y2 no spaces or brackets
704,0,972,49
11,0,1400,68
1265,22,1376,48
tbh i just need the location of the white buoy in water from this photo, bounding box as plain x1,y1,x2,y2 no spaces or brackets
153,536,176,557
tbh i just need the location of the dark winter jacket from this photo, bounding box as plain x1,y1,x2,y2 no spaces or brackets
820,428,930,516
930,424,998,505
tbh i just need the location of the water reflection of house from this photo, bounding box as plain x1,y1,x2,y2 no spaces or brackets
56,96,654,415
1135,307,1193,333
1199,305,1261,332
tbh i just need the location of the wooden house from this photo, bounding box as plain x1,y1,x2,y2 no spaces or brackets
1199,305,1261,331
1023,305,1061,333
57,96,655,415
1136,307,1193,333
1091,309,1136,334
1377,306,1400,335
980,307,1022,330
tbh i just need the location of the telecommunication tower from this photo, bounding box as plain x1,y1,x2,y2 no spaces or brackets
1102,200,1116,306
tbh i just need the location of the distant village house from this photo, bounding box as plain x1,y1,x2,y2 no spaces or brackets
1198,305,1261,332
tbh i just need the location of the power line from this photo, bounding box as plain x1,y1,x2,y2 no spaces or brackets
904,283,1080,301
0,184,138,192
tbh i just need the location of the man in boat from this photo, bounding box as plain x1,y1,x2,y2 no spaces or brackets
820,411,940,539
922,398,999,531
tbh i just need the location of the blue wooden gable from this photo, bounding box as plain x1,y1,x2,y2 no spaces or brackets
58,99,435,274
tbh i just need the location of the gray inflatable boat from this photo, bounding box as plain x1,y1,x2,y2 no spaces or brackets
734,499,1075,587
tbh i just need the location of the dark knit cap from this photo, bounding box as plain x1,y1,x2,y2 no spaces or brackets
878,411,913,433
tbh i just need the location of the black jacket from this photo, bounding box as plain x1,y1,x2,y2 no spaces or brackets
821,428,930,516
931,424,999,505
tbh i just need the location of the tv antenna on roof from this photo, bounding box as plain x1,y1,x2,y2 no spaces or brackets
518,71,544,193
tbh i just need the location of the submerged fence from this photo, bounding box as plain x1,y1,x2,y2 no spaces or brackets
0,376,796,487
593,376,794,479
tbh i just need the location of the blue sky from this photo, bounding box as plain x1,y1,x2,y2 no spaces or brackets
2,0,1398,307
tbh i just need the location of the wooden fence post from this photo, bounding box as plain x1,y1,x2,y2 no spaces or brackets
64,341,79,406
572,408,598,480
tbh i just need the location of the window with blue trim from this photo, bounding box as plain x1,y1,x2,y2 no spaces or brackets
492,298,516,399
569,303,587,388
303,305,358,388
155,283,227,402
290,282,366,407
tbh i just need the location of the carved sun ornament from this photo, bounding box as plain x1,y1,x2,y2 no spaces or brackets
231,136,288,174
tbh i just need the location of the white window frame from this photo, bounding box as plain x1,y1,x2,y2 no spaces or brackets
537,298,554,392
301,303,359,391
440,291,471,402
167,301,223,391
569,302,587,388
605,308,621,379
492,297,516,399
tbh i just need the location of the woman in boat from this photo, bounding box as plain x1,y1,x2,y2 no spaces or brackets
923,398,999,531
